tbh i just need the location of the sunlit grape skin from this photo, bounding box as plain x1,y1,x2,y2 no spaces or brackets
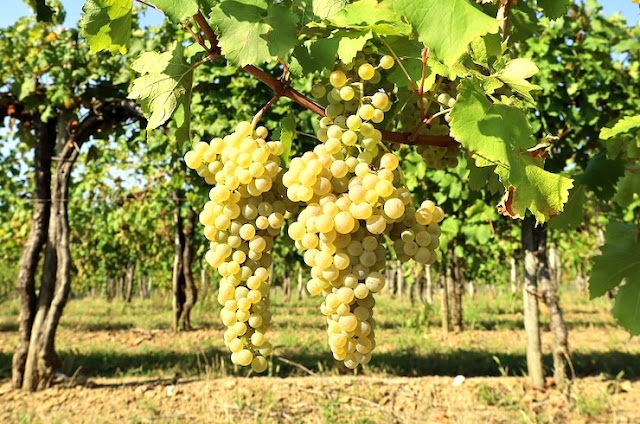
185,50,446,371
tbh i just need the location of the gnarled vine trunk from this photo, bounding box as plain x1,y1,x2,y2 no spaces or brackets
451,250,463,333
172,199,198,332
11,118,55,389
522,216,544,388
181,207,198,331
538,228,570,389
172,193,186,332
12,100,144,391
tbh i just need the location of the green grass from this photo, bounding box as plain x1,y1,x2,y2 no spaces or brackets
0,286,637,382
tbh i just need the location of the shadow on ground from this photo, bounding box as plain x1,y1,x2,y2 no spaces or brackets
2,348,638,381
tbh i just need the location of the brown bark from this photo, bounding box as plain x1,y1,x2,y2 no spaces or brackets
124,262,135,303
510,257,519,293
11,118,55,389
425,265,433,305
440,274,450,334
297,268,304,300
181,207,198,331
15,100,144,391
522,216,545,388
451,251,463,333
106,276,115,300
396,260,404,301
537,227,570,389
172,193,186,333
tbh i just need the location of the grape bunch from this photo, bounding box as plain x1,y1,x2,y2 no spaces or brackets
184,122,288,373
283,53,445,368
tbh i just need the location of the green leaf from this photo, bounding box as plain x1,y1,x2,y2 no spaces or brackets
495,58,542,103
538,0,571,19
589,222,640,334
450,80,573,222
80,0,132,54
614,166,640,208
294,39,339,73
149,0,198,23
334,30,373,64
329,0,410,35
129,42,194,143
547,184,586,230
25,0,55,23
279,114,296,165
312,0,346,19
386,0,500,64
613,281,640,336
210,0,299,66
600,115,640,140
580,153,625,201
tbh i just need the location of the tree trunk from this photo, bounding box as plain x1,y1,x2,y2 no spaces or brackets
522,216,545,388
386,265,396,298
12,118,55,389
549,243,562,287
510,257,519,293
297,268,304,300
181,207,198,331
467,280,476,299
124,262,135,303
172,193,186,333
106,276,114,300
451,250,463,333
23,132,82,391
416,267,425,305
116,276,124,300
396,260,404,301
284,276,292,302
537,227,569,389
440,274,450,334
425,265,433,305
12,100,143,391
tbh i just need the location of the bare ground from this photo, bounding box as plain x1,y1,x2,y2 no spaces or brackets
1,375,639,423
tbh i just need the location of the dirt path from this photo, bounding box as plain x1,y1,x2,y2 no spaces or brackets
1,375,638,423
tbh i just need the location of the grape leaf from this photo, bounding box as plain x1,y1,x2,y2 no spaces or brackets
614,167,640,207
294,39,339,73
600,115,640,140
386,0,500,64
279,114,296,165
312,0,346,19
25,0,55,23
613,281,640,336
149,0,198,23
128,42,193,143
329,0,410,35
334,30,373,64
547,184,586,230
210,0,299,66
538,0,572,19
450,80,573,223
495,58,542,103
589,222,640,334
80,0,132,54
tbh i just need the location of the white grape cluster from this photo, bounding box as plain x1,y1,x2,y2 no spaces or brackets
184,121,288,373
285,55,445,368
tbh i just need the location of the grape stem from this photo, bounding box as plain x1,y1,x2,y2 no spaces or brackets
418,47,430,121
251,94,281,128
190,12,457,147
408,106,451,143
497,0,513,41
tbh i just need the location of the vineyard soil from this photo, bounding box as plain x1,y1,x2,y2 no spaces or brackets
1,290,639,423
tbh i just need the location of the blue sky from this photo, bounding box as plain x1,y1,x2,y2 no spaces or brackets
1,0,639,28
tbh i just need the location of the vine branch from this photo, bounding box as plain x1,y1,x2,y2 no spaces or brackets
191,12,456,147
497,0,513,41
